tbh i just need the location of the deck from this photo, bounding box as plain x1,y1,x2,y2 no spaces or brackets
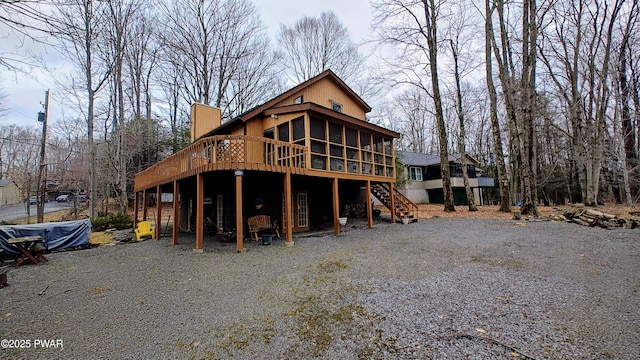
134,134,397,192
134,135,307,191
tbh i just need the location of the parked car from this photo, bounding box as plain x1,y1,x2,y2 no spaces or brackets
56,194,72,202
28,195,51,204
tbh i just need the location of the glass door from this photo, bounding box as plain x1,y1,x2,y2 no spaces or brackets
295,192,309,231
283,191,310,231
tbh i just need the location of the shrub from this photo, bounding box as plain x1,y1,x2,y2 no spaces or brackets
91,212,132,231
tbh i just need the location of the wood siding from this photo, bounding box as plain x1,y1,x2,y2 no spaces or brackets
273,78,366,120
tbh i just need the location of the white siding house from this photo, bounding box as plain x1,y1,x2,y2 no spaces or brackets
396,151,495,205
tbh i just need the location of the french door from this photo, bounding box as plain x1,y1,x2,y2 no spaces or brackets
283,191,309,231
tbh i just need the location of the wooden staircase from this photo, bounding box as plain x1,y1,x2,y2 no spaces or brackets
371,183,419,223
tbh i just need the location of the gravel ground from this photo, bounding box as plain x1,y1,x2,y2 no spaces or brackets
1,217,638,359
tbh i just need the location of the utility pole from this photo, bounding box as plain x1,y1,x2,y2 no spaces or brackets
36,90,49,223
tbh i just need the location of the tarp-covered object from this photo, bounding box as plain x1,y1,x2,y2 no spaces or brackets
0,219,91,257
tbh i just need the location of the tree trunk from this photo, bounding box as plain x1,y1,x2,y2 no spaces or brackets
85,1,96,220
450,40,477,211
425,0,455,212
485,0,510,212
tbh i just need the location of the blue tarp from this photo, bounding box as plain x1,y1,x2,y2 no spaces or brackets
0,219,91,257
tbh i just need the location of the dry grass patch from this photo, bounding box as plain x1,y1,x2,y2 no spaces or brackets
90,232,115,245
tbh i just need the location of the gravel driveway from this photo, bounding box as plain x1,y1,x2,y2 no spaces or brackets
1,218,638,359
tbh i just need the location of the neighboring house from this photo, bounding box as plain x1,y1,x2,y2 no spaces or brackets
397,151,495,206
134,70,416,251
0,180,21,206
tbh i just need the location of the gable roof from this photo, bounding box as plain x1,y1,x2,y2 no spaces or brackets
241,69,371,120
397,151,479,166
0,179,17,187
203,69,397,138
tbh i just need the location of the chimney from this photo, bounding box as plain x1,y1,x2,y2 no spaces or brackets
190,103,222,142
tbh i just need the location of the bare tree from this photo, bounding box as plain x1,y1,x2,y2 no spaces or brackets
0,124,40,221
125,5,161,172
373,0,456,212
487,0,540,215
539,0,628,206
277,11,363,84
0,85,7,118
614,0,639,204
450,40,478,211
154,56,189,153
102,0,140,212
225,36,282,117
484,0,511,212
0,0,60,72
395,88,432,153
158,0,273,120
617,0,638,165
52,0,112,219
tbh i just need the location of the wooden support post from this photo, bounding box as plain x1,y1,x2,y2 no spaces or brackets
366,180,373,229
195,174,204,250
143,190,148,221
389,182,396,223
173,180,180,245
133,192,139,231
156,186,162,240
333,178,340,236
235,171,244,252
284,172,293,244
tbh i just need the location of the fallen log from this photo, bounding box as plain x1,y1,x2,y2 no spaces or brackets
570,218,591,227
552,207,638,230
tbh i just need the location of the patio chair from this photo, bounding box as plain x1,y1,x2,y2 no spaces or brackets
248,215,280,241
135,221,155,240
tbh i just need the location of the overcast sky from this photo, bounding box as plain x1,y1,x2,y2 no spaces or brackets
0,0,373,129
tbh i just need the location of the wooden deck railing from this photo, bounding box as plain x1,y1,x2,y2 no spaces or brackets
134,135,307,191
391,186,419,219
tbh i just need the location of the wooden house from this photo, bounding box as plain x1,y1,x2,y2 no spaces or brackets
133,70,416,251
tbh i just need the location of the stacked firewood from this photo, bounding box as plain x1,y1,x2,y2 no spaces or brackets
550,208,639,229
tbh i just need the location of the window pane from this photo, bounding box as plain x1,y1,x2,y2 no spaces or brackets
467,165,477,178
292,117,304,141
347,161,359,174
373,136,383,153
278,123,289,142
330,144,343,157
450,164,462,177
346,148,358,159
360,132,371,148
330,158,344,171
384,139,392,154
311,140,326,154
329,123,343,144
310,117,325,140
345,128,358,147
362,151,372,162
410,167,423,181
311,155,327,170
